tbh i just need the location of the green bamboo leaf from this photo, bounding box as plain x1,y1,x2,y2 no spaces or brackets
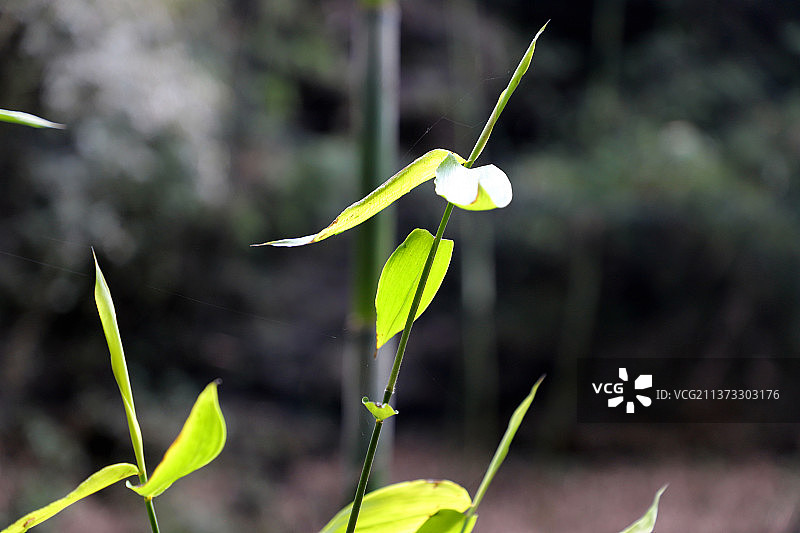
128,381,226,499
1,463,138,533
0,109,64,129
375,228,454,349
465,21,548,167
466,376,544,519
434,154,512,211
415,510,476,533
362,397,398,421
618,486,667,533
320,480,472,533
254,149,465,247
93,252,147,479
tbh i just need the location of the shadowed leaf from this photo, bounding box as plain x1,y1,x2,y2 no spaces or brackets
466,377,544,518
415,509,476,533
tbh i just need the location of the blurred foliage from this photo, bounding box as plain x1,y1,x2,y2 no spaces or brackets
1,1,800,506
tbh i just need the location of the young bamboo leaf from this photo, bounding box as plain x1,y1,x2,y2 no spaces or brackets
362,397,398,421
434,154,512,210
94,252,147,480
320,480,472,533
375,228,454,349
465,21,548,167
254,149,465,247
415,510,477,533
466,376,544,520
617,486,667,533
1,463,138,533
127,381,226,499
0,109,65,129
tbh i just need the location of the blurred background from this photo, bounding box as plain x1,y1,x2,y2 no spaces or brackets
2,0,800,531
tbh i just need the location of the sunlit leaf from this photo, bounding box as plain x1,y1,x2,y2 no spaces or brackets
254,149,465,247
0,109,64,129
467,376,544,517
320,480,472,533
465,21,548,167
94,252,146,477
362,397,398,421
434,154,512,211
128,381,226,498
375,229,454,349
0,463,138,533
617,486,667,533
414,509,476,533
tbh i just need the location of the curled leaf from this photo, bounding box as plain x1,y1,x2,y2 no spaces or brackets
1,463,138,533
254,149,465,247
362,397,398,421
127,381,226,498
434,154,511,210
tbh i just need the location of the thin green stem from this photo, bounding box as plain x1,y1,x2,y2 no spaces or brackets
346,203,453,533
136,470,161,533
382,201,455,404
344,420,384,533
145,499,161,533
344,22,548,531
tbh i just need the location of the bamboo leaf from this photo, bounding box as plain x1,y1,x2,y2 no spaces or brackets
434,154,512,210
467,376,544,518
1,463,138,533
0,109,64,129
254,149,465,247
375,229,454,349
128,381,226,498
320,480,472,533
415,510,476,533
362,397,398,421
618,486,667,533
465,21,548,167
93,252,147,479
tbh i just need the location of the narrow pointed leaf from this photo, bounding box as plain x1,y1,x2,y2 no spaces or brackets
466,21,548,167
434,154,512,211
320,480,471,533
362,397,398,421
93,252,146,478
254,149,465,247
467,376,544,517
415,510,476,533
376,228,454,349
1,463,138,533
128,381,226,498
618,486,667,533
0,109,65,129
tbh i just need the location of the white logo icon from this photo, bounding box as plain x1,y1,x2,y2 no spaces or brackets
608,368,652,413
